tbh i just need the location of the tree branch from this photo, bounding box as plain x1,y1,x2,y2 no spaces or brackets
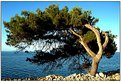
85,24,102,53
79,41,95,58
84,24,103,61
70,24,109,62
70,28,95,58
70,29,83,40
102,32,109,50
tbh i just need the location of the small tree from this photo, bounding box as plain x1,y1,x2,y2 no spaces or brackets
4,4,117,76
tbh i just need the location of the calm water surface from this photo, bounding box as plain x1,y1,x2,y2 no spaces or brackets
1,51,120,79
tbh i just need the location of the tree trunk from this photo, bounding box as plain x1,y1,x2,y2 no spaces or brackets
90,58,99,76
70,24,109,76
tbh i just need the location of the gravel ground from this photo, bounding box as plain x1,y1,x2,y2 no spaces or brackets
1,72,120,81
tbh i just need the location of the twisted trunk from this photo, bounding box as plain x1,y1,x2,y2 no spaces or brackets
90,58,99,76
70,24,109,76
90,53,102,76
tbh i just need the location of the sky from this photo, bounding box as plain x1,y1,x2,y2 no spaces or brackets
1,1,120,51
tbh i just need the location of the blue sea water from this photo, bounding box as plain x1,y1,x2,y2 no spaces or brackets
1,51,120,79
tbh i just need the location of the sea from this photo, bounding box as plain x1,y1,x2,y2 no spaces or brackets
1,51,120,79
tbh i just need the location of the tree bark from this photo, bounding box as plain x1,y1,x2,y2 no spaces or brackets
70,29,95,58
70,24,109,76
90,57,99,76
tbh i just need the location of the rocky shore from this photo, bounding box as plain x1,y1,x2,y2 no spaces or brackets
2,72,120,81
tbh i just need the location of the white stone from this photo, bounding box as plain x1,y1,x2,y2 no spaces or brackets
14,79,17,81
106,76,111,80
70,73,76,77
59,76,63,80
115,73,120,76
96,73,100,77
28,78,31,80
115,75,120,80
99,72,104,77
48,78,52,81
53,79,56,81
63,78,66,81
46,75,51,78
80,78,84,81
75,74,81,79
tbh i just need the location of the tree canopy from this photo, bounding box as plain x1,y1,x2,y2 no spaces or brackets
4,4,117,73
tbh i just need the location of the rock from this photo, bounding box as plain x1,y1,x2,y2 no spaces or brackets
87,76,92,80
37,77,40,80
90,75,95,78
18,79,21,81
28,78,31,80
104,74,107,78
115,73,120,76
46,75,51,78
1,72,120,81
63,78,66,81
75,77,80,81
64,77,69,81
99,72,105,77
115,75,120,80
46,75,53,80
96,73,100,77
14,79,17,81
112,74,116,79
53,79,56,81
80,78,84,81
58,76,63,80
83,76,88,81
48,78,52,81
106,77,110,80
86,73,91,76
69,77,73,81
25,78,28,80
75,74,80,78
70,73,76,77
65,75,75,80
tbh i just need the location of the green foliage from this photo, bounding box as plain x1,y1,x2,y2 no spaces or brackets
3,4,117,63
83,31,96,43
102,31,117,58
69,7,83,27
